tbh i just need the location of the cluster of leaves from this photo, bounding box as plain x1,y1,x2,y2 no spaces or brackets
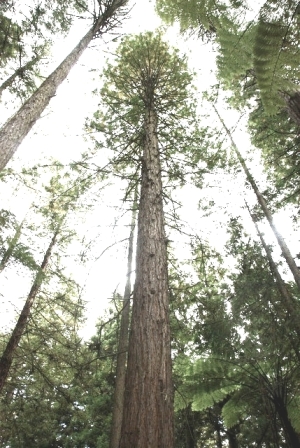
169,219,300,446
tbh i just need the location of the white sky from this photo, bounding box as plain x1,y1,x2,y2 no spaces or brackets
1,0,299,339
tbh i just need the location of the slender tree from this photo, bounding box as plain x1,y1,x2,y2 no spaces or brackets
245,202,300,361
0,223,60,392
91,32,199,447
110,188,137,448
213,104,300,292
0,0,127,172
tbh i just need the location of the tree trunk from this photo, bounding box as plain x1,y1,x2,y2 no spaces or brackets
281,91,300,127
213,105,300,292
0,0,127,172
110,190,137,448
119,108,174,447
273,393,300,448
0,228,59,392
226,427,239,448
247,203,300,346
184,405,196,448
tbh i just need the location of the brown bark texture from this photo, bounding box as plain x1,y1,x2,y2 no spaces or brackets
0,0,127,172
0,228,59,393
213,105,300,292
119,109,174,447
110,191,137,448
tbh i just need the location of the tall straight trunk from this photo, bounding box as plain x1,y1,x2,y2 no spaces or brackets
0,217,24,273
273,393,300,448
110,189,137,448
0,228,59,392
119,108,174,447
214,105,300,291
0,0,127,171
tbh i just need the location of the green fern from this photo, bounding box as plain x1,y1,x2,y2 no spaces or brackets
192,384,240,412
253,1,300,114
221,388,250,428
287,396,300,432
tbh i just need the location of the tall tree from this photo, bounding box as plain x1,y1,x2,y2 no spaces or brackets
0,168,92,392
0,223,60,392
110,188,137,448
213,105,300,292
0,0,128,172
91,32,199,447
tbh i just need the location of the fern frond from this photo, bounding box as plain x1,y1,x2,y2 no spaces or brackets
287,396,300,432
192,384,240,412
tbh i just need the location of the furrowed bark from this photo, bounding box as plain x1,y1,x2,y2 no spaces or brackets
0,228,59,392
110,188,137,448
0,0,127,171
214,105,300,292
120,108,174,447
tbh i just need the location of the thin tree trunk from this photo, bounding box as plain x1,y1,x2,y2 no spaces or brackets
247,205,300,359
213,105,300,291
0,227,59,392
0,217,24,273
110,188,137,448
0,0,127,171
273,393,300,448
119,108,174,447
0,54,40,100
281,91,300,127
226,428,239,448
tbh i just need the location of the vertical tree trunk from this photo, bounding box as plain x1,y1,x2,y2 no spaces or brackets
119,109,174,447
0,0,127,171
281,91,300,127
226,428,239,448
0,228,59,392
110,190,137,448
273,394,300,448
213,105,300,292
184,405,196,448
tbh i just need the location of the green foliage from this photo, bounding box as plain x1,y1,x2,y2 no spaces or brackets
287,396,300,432
156,0,241,40
249,102,300,205
253,17,297,113
0,14,21,66
87,31,203,198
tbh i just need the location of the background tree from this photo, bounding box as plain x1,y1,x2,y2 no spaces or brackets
0,0,128,172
